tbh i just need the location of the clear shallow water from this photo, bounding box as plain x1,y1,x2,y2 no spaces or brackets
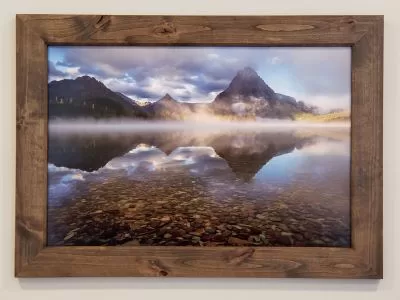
47,124,351,247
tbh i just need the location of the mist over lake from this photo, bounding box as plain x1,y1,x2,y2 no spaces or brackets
47,121,350,247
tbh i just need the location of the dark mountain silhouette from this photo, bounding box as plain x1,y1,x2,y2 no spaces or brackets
275,93,297,106
48,69,316,120
48,134,138,172
208,131,312,181
145,93,193,120
115,92,135,106
48,76,146,119
212,67,314,119
214,67,276,103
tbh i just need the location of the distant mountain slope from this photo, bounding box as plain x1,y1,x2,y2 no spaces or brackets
294,111,350,122
145,93,193,120
212,67,314,119
48,76,146,119
215,67,276,102
48,70,319,120
115,92,135,105
274,93,296,106
212,67,275,116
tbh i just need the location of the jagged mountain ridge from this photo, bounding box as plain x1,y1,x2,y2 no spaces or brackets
48,76,146,119
115,92,136,106
212,67,312,118
48,68,314,120
141,67,313,120
216,67,276,101
144,93,193,120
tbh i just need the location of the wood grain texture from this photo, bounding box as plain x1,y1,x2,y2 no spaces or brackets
17,15,378,45
18,247,371,278
350,16,384,278
15,15,48,276
15,15,383,278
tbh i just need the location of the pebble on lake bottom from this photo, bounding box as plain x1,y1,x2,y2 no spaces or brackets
47,170,351,248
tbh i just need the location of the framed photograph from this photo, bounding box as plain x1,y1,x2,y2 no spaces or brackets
15,15,383,278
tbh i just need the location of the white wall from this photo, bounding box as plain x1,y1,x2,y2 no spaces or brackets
1,0,399,299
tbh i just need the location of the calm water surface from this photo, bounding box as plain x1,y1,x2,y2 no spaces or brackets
47,124,350,247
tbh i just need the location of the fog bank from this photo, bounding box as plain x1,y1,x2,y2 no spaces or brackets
49,119,350,133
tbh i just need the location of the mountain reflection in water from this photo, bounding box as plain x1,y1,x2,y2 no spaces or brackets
47,126,351,248
48,130,319,180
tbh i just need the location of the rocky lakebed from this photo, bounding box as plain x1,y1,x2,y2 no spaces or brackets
48,169,350,247
47,128,351,248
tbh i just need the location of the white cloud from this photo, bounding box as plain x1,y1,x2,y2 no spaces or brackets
207,53,220,59
270,56,281,65
59,66,80,76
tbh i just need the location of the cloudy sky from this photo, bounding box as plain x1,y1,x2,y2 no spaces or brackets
48,46,351,110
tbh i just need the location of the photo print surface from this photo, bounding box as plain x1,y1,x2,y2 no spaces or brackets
47,46,351,247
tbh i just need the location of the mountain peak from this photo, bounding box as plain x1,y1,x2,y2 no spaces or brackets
214,67,275,102
237,67,258,78
164,93,172,98
72,76,107,88
159,93,176,102
76,75,98,82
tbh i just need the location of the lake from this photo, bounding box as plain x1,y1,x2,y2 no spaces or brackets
47,122,351,247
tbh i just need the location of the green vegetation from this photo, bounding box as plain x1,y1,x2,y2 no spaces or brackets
294,111,350,122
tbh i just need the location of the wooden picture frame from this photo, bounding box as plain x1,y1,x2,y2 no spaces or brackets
15,15,383,278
